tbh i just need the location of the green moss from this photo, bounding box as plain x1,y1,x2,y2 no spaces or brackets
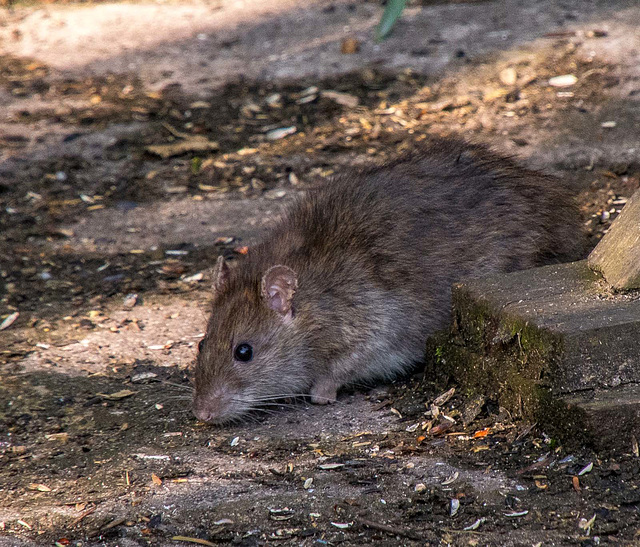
425,283,599,447
426,285,564,422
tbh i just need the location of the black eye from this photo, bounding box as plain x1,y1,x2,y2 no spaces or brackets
198,339,205,353
234,343,253,362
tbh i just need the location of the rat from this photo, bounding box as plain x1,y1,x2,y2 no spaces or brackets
193,136,583,423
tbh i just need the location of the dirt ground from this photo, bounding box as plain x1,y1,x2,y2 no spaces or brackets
1,0,640,545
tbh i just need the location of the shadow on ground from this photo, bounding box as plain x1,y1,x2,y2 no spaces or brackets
1,1,640,545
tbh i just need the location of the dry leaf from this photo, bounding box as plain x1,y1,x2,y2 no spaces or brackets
534,479,548,490
28,483,51,492
98,390,137,400
473,428,491,439
433,387,455,406
572,476,581,491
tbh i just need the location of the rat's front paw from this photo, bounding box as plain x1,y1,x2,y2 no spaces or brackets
310,378,338,405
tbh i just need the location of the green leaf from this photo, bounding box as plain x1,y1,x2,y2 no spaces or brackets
376,0,408,42
190,156,203,175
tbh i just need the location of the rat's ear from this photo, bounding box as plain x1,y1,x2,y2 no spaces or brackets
261,265,298,321
212,256,230,295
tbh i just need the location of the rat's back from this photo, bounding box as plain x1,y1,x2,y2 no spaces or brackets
273,137,581,319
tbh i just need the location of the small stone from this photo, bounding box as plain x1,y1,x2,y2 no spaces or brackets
450,498,460,517
0,312,19,331
123,293,139,308
549,74,578,87
499,67,518,86
264,189,287,200
265,93,282,107
266,126,297,140
320,90,360,108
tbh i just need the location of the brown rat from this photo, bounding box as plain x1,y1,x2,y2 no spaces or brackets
193,137,583,423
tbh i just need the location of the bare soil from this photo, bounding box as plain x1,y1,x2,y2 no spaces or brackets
1,1,640,545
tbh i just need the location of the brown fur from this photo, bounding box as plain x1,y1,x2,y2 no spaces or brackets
193,137,584,423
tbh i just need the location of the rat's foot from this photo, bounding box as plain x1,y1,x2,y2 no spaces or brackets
310,378,339,405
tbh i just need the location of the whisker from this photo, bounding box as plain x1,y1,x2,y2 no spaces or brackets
160,380,194,392
242,394,310,402
247,403,301,409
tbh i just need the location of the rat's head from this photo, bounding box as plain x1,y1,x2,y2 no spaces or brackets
193,256,313,424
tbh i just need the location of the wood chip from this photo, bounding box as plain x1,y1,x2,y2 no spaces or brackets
69,507,96,527
359,518,419,540
340,38,360,54
318,463,344,470
433,387,455,406
441,471,459,486
101,517,126,532
463,517,486,531
146,138,219,159
45,433,69,443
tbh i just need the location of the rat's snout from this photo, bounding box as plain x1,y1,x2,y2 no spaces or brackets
192,401,216,423
192,389,236,424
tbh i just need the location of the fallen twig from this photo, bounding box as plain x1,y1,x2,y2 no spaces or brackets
359,517,420,540
69,507,96,527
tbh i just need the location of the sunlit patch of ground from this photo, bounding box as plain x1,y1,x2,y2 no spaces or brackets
1,1,640,545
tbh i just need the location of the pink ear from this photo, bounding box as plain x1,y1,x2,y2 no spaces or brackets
212,255,230,294
261,265,298,319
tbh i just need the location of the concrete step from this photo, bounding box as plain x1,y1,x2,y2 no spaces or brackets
558,384,640,452
427,260,640,452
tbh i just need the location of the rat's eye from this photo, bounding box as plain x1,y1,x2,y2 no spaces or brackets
234,343,253,362
198,339,205,353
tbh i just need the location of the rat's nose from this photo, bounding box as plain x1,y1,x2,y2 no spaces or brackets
193,406,213,422
193,393,232,423
192,397,217,422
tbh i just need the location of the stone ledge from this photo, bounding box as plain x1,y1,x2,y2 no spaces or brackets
427,260,640,452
